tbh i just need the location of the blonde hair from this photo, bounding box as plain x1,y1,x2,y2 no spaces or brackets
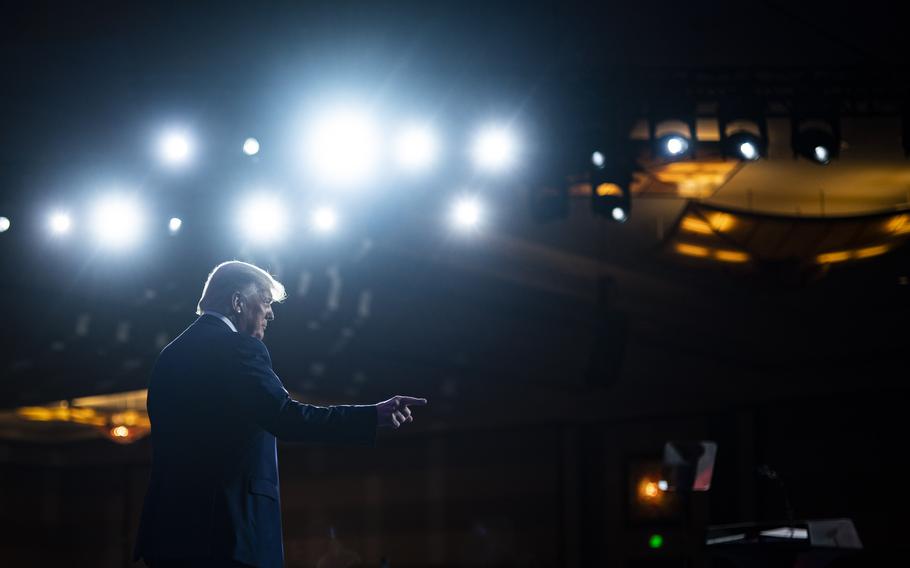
196,261,287,316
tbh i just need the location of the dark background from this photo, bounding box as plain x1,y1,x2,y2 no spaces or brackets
1,1,908,566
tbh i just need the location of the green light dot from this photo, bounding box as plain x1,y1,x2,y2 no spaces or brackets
649,534,664,549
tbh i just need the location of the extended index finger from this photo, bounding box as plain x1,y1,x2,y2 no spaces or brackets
397,396,428,407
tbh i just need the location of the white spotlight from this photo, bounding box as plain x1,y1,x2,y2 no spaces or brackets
49,212,72,235
0,216,10,233
611,207,628,223
168,217,183,234
395,124,439,172
739,141,759,160
90,195,145,249
665,136,688,156
472,126,518,172
305,108,380,187
159,130,193,166
238,194,287,243
451,197,483,231
243,137,260,156
591,151,606,168
312,207,337,233
814,145,830,164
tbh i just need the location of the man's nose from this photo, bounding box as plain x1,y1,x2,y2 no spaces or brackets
266,307,274,320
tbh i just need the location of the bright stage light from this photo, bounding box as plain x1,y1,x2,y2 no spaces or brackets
168,217,183,234
49,212,72,235
90,195,145,249
739,142,758,160
451,197,483,231
237,194,288,243
395,124,439,172
305,108,380,187
814,145,830,164
0,217,10,233
243,137,260,156
471,126,518,172
664,135,689,157
611,206,628,223
793,128,837,165
591,151,606,168
725,131,763,161
159,130,193,166
312,206,337,233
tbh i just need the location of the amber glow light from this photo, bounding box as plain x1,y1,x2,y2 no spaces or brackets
886,214,909,235
650,161,739,199
715,249,749,263
12,390,151,444
708,213,735,232
854,244,890,259
816,250,851,264
637,479,664,503
596,183,623,197
16,405,105,426
681,216,713,235
675,243,710,258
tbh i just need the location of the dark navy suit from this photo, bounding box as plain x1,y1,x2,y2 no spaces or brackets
135,314,377,567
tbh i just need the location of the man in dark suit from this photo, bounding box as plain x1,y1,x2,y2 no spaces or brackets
135,261,426,567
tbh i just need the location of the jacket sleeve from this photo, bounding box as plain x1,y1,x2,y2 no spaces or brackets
226,334,377,445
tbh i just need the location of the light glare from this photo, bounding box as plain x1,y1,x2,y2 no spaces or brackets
451,197,482,230
168,217,183,234
238,194,287,243
395,125,439,171
592,151,606,168
472,126,518,172
243,137,260,156
90,195,145,249
814,145,830,164
0,217,9,232
159,130,192,166
305,108,380,187
665,136,688,156
50,212,72,234
312,207,337,233
612,207,628,222
739,142,758,160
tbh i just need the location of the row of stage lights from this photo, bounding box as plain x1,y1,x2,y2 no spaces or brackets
1,108,517,246
156,110,521,184
0,194,486,247
580,123,839,225
0,110,841,239
635,129,834,165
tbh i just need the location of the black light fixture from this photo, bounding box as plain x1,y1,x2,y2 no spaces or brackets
791,111,840,166
591,159,633,223
725,131,764,161
647,102,697,162
718,101,768,161
656,134,692,159
793,127,839,165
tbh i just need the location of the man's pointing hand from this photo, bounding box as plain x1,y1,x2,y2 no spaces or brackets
376,396,428,428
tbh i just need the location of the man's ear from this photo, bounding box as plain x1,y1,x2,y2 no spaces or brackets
231,291,244,314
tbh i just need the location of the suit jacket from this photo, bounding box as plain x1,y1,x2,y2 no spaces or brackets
134,315,377,567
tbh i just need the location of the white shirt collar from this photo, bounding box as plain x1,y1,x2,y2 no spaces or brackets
202,310,238,333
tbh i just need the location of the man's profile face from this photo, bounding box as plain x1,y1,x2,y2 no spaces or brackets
236,287,274,340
